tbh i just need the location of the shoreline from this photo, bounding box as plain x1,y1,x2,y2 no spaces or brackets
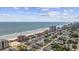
0,23,67,41
0,27,49,40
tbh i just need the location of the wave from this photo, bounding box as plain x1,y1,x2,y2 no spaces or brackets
0,27,49,40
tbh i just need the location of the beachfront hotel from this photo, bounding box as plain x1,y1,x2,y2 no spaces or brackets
16,35,27,42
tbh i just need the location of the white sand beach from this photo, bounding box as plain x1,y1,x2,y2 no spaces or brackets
0,27,49,41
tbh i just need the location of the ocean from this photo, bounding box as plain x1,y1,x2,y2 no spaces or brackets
0,22,68,36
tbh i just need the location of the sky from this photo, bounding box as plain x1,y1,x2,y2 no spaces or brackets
0,7,79,22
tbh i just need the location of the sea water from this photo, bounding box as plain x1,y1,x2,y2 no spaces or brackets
0,22,68,36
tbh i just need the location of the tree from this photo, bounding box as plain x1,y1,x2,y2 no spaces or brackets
72,44,77,50
74,41,78,44
70,33,78,38
51,44,70,51
44,34,48,38
50,35,57,39
67,40,74,44
15,44,27,51
44,38,51,44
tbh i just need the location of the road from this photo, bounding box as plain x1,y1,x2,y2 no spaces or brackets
37,34,64,51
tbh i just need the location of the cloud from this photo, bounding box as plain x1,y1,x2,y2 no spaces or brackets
39,9,71,18
37,7,50,11
0,13,10,16
63,9,68,12
38,9,78,22
37,7,60,10
39,7,61,18
39,11,60,17
41,8,50,11
13,7,19,10
24,7,29,10
64,9,73,13
39,14,44,16
69,9,73,12
63,12,69,16
0,7,77,22
48,11,60,16
0,13,78,22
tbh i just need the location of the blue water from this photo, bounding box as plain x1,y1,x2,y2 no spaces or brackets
0,22,68,36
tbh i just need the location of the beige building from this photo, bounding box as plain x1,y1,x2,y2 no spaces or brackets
16,35,28,42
